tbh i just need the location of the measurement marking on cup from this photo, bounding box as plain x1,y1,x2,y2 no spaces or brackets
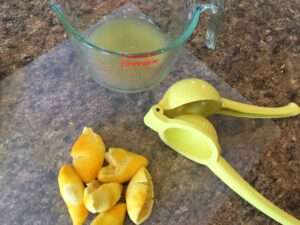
120,57,159,69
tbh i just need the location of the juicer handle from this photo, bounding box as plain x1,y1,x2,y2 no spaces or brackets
218,98,300,118
209,157,300,225
204,0,224,49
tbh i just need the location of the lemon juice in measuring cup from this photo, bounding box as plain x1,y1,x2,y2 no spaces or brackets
51,1,224,92
87,17,176,92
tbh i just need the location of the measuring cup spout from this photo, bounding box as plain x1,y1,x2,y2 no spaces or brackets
209,157,300,225
218,98,300,119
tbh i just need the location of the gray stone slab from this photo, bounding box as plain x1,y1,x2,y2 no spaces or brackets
0,40,280,225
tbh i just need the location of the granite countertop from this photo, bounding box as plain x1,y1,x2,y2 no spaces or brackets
0,1,300,225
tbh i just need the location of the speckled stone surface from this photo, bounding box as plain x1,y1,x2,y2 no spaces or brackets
0,38,281,224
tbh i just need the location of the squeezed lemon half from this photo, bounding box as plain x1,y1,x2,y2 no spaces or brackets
98,148,148,183
90,203,127,225
126,167,154,225
84,180,123,213
71,127,105,183
58,164,88,225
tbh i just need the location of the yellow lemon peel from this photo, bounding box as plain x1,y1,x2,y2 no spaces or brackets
98,148,148,183
90,203,127,225
58,164,88,225
84,181,123,213
126,167,154,225
71,127,105,183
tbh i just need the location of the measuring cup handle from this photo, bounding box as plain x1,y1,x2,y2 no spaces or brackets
198,0,224,49
209,157,300,225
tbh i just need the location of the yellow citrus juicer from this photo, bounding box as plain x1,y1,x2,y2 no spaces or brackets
159,78,300,118
144,105,300,225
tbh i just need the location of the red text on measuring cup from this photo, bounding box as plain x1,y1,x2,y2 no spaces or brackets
120,56,159,70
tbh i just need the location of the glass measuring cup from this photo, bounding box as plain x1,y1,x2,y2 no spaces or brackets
50,0,224,92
